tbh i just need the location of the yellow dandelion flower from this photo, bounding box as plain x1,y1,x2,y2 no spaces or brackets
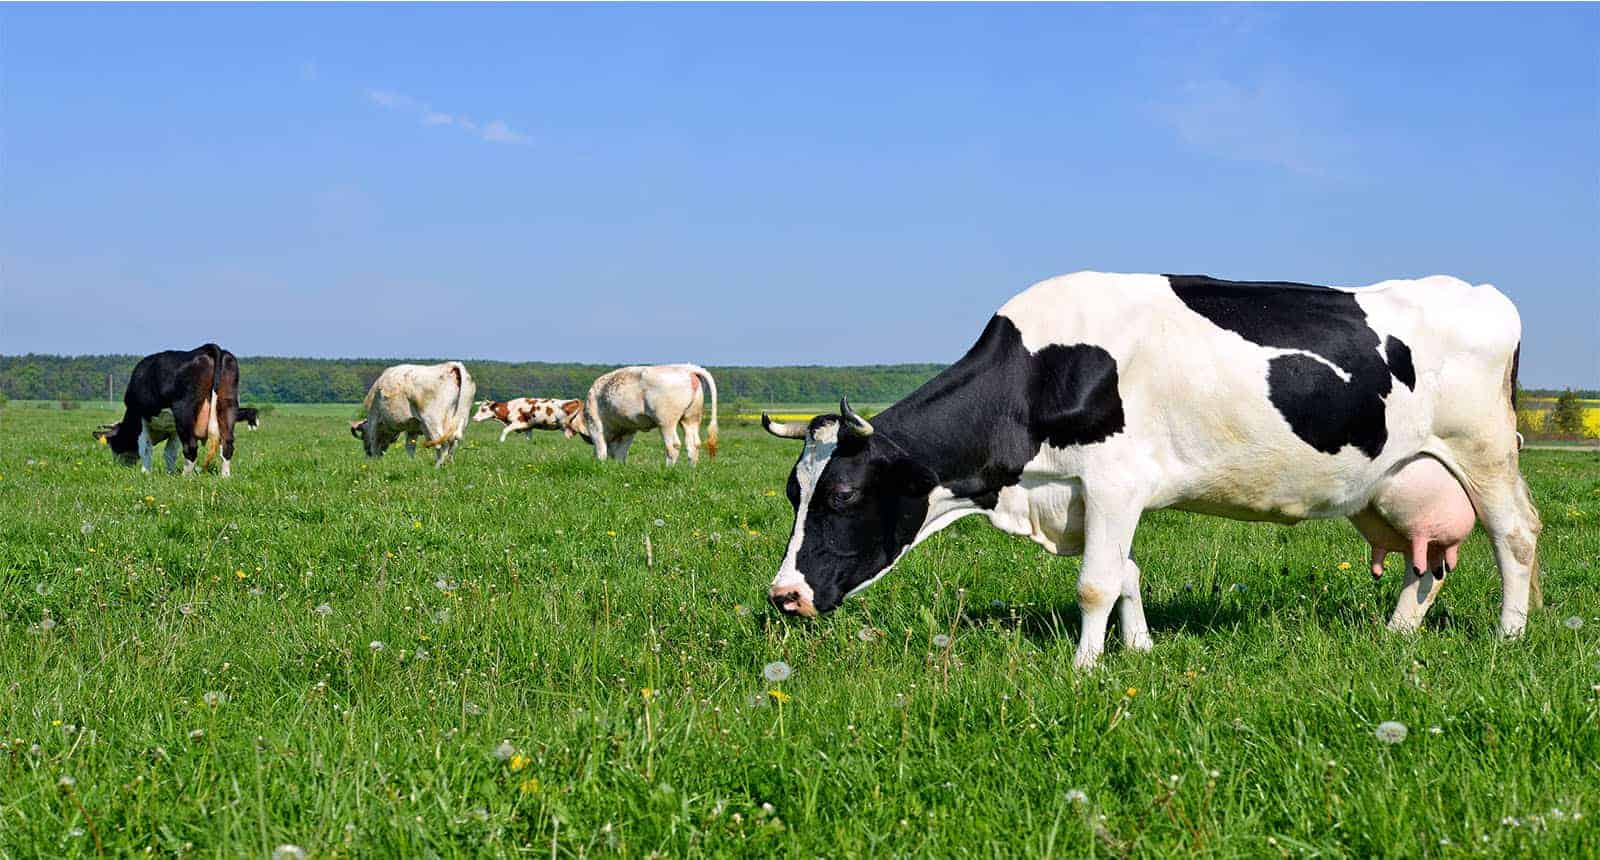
748,530,761,537
1338,562,1352,571
768,689,791,703
509,753,530,771
519,778,541,796
1125,687,1138,698
413,521,422,529
640,687,655,699
235,570,247,579
143,495,155,503
764,490,776,497
607,530,617,537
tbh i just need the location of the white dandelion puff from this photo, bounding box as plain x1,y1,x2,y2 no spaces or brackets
857,627,880,642
932,634,952,649
763,661,792,683
188,729,205,740
493,740,516,761
1564,616,1584,631
1428,725,1443,735
434,578,456,593
34,582,49,596
38,617,57,632
314,603,333,616
1066,789,1088,804
413,648,431,661
57,775,76,790
653,518,665,527
271,846,308,860
80,522,94,535
1374,721,1409,744
202,691,226,707
369,640,385,652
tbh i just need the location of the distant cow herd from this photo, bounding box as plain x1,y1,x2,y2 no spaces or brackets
94,271,1543,666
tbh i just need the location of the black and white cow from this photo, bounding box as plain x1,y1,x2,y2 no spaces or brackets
764,272,1539,668
236,407,260,430
97,344,241,477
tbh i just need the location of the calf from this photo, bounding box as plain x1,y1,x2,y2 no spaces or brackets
236,407,261,430
568,363,719,465
472,397,583,442
763,272,1538,669
349,362,476,466
96,344,240,476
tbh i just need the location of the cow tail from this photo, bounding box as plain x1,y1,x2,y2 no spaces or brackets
687,364,719,457
201,390,221,468
423,363,470,448
199,344,225,468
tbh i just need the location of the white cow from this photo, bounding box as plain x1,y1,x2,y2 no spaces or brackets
568,364,719,465
349,362,476,466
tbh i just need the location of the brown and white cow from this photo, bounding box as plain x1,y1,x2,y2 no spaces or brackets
349,362,476,466
94,344,240,476
568,363,719,465
472,397,583,442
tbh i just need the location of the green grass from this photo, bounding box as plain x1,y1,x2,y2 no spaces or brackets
2,403,1598,857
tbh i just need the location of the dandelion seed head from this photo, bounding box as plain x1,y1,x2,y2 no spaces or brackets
57,775,76,790
1374,720,1409,744
493,740,516,761
34,582,49,596
314,603,333,616
857,627,879,642
653,518,665,527
1564,616,1584,631
931,634,952,649
369,640,385,652
188,729,205,740
202,691,226,707
763,661,792,682
1066,789,1088,804
38,617,57,632
272,846,308,860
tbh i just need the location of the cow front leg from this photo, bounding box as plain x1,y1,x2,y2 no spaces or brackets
404,433,418,458
164,438,179,473
611,434,635,463
499,424,515,443
1118,556,1153,652
1074,498,1144,670
138,423,154,473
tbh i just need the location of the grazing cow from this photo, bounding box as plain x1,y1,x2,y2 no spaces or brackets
95,344,240,476
236,407,261,430
472,397,583,442
568,364,719,465
763,272,1538,669
349,362,476,466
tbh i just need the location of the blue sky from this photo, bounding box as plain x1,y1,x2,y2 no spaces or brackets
1,4,1595,386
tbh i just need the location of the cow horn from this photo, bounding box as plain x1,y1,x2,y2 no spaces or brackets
762,413,808,439
839,397,873,437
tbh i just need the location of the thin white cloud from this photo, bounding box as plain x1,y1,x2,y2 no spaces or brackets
366,88,529,146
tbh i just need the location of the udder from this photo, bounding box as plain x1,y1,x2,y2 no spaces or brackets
1349,456,1476,579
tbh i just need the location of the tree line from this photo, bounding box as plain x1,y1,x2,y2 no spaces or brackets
0,354,945,407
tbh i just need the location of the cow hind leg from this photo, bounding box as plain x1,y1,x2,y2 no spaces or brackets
164,438,179,473
1446,448,1542,636
682,419,703,466
660,422,683,466
611,433,636,463
404,433,418,458
137,423,154,473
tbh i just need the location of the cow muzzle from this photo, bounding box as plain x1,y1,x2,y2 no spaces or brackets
767,585,817,618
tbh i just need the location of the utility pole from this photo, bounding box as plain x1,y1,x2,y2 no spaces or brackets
108,372,114,404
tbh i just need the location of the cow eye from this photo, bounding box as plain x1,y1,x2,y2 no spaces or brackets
828,487,860,510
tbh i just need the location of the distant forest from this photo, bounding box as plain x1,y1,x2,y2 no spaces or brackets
0,354,945,407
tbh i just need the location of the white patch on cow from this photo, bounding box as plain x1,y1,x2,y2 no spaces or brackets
770,420,839,601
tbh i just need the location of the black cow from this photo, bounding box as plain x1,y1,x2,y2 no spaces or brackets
97,344,241,476
236,407,260,430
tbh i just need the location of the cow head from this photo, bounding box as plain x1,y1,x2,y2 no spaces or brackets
561,401,591,442
472,401,501,423
764,399,938,617
349,419,366,440
94,420,140,463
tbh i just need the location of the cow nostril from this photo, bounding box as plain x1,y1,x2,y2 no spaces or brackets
768,591,799,612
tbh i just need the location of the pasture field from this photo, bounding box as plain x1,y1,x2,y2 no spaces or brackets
2,402,1598,858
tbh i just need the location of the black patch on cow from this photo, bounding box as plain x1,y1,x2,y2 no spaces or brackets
1384,336,1415,391
1167,274,1401,458
882,315,1125,510
1509,343,1521,409
777,315,1125,613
